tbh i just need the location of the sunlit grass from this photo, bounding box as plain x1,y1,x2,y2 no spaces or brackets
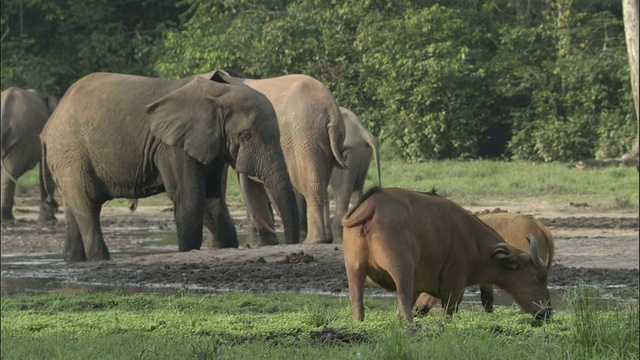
2,287,637,359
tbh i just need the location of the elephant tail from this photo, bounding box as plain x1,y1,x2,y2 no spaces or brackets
40,140,57,211
328,105,349,170
362,130,382,187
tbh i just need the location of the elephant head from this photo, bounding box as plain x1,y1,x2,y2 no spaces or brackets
145,77,300,245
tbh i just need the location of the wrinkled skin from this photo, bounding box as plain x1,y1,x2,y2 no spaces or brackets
415,212,555,314
330,107,381,243
207,70,347,245
40,72,299,262
1,87,58,222
342,187,552,322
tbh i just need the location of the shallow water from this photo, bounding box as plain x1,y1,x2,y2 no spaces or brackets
1,250,635,312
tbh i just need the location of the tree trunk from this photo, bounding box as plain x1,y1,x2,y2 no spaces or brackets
621,0,639,165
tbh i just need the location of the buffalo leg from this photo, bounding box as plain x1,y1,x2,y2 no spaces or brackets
479,284,495,312
343,231,367,321
441,289,464,318
389,269,414,322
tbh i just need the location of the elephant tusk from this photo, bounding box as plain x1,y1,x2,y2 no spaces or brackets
247,175,263,183
0,156,19,184
239,173,277,234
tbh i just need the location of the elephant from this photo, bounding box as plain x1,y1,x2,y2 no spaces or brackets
208,70,348,245
40,72,300,262
1,87,59,222
330,107,381,243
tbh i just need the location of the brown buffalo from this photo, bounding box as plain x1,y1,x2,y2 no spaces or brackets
342,187,552,322
415,212,555,314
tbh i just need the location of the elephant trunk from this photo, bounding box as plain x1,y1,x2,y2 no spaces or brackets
263,169,300,244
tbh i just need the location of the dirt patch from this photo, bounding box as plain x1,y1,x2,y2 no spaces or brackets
1,200,639,294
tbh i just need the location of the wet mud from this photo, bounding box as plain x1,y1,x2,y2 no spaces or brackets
1,205,639,295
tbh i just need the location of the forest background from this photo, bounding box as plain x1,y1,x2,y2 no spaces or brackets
1,0,636,163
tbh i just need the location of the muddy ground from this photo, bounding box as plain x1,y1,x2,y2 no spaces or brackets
1,193,638,295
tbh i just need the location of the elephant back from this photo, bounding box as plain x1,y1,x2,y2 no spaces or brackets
1,87,50,155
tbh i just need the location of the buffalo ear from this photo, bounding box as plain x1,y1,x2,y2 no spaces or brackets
146,78,221,165
491,243,519,270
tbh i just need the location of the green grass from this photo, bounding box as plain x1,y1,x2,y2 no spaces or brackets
1,286,638,359
16,160,639,211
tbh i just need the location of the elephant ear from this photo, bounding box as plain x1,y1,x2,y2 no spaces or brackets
46,97,59,114
208,70,244,86
146,78,222,165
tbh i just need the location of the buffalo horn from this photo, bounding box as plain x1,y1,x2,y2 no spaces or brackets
528,234,545,268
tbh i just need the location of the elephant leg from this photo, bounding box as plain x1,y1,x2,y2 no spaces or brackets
330,171,352,244
63,198,110,262
199,164,238,249
302,187,330,244
63,205,86,262
295,190,307,235
203,197,239,249
331,193,349,244
1,168,16,221
173,187,206,251
38,159,58,223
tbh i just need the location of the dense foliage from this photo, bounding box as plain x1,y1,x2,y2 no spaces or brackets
1,0,634,161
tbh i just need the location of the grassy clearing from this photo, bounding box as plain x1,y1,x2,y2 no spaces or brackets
16,160,639,211
1,286,638,359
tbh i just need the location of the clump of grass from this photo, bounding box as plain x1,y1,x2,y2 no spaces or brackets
565,282,639,358
612,195,637,210
373,321,418,360
302,304,335,327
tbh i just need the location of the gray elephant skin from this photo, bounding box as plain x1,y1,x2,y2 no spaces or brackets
209,70,347,245
330,107,381,243
1,87,59,222
40,72,300,262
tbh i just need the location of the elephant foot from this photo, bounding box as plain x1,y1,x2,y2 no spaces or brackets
246,227,280,246
38,214,58,224
207,237,239,249
64,252,87,263
85,244,111,262
87,253,111,262
257,241,280,246
1,212,15,222
303,237,332,245
255,235,280,246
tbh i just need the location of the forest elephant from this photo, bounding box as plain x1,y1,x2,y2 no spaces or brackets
342,187,552,322
40,72,299,262
1,87,59,222
208,70,348,245
414,212,555,314
330,107,381,243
